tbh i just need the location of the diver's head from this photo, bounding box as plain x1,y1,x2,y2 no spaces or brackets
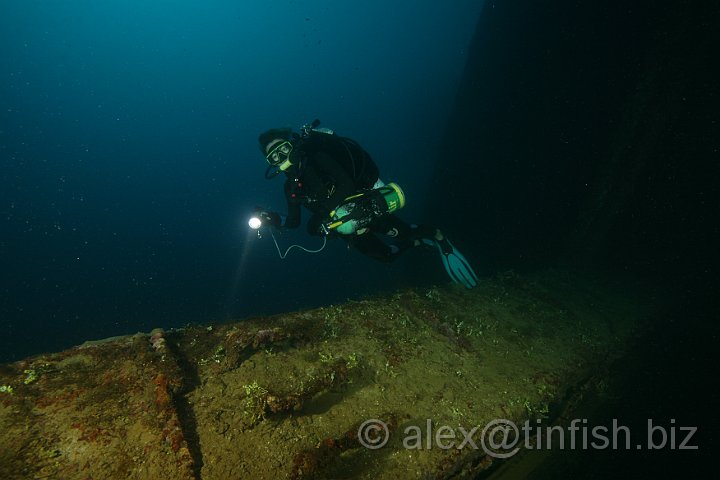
259,128,294,177
265,139,293,167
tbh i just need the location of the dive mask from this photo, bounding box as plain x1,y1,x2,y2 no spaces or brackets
265,140,294,171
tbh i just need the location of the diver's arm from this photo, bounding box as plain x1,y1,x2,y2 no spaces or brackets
257,184,301,229
283,201,301,228
279,180,301,228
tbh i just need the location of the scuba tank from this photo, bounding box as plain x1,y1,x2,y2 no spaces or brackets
326,182,406,235
299,119,380,190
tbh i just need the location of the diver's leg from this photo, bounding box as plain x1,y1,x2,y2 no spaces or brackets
348,233,398,263
373,217,478,287
372,215,437,248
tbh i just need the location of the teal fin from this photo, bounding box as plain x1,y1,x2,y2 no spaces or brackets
422,238,478,289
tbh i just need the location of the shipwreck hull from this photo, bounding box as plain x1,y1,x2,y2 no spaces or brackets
0,270,652,479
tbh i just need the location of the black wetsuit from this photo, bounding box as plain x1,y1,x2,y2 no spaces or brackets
278,136,435,262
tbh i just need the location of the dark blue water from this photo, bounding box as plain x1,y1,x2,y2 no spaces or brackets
0,1,485,362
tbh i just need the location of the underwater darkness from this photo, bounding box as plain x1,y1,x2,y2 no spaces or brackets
0,0,484,362
431,0,718,477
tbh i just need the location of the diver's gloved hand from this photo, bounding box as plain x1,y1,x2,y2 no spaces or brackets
256,210,281,228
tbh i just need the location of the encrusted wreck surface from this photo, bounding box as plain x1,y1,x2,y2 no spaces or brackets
0,271,652,479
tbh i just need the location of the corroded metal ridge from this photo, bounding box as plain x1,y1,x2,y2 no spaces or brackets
0,271,651,479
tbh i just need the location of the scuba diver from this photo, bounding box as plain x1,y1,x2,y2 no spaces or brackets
250,119,478,289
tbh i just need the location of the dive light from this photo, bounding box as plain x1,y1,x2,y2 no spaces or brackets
248,216,263,230
249,210,279,230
